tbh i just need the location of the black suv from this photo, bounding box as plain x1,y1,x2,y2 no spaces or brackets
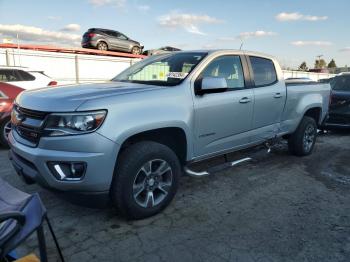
325,73,350,128
82,28,143,55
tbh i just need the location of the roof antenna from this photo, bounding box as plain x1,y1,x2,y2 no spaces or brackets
239,37,244,50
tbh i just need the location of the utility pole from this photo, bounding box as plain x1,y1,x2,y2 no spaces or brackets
316,54,323,62
316,55,323,69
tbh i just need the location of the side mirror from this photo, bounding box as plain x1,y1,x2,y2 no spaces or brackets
199,77,228,94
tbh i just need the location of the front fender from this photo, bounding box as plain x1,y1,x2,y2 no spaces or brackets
79,85,195,160
115,122,193,160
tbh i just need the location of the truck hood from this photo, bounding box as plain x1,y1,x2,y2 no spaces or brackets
16,81,161,112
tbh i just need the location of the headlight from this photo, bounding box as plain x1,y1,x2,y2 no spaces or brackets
44,110,107,136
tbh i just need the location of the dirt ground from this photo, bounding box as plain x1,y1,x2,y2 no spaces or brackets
1,131,350,262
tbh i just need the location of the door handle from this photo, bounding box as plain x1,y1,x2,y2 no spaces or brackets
274,93,282,98
239,97,252,104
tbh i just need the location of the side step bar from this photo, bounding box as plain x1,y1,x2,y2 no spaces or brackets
184,157,252,177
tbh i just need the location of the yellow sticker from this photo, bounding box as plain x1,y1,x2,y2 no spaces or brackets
159,72,164,78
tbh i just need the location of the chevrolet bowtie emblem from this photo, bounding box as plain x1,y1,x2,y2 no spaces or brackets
11,109,26,125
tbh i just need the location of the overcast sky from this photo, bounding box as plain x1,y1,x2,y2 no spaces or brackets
0,0,349,68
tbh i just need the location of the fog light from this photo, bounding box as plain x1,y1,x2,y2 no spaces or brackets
48,162,86,181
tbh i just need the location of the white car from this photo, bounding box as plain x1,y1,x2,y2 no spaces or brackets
0,66,57,89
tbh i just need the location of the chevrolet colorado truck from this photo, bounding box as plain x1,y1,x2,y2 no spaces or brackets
8,50,331,219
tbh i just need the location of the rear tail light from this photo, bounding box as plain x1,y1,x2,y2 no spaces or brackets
48,81,58,86
88,33,96,38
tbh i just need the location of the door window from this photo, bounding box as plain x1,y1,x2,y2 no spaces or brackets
249,56,277,87
16,70,35,81
200,56,245,90
117,34,128,40
0,91,7,98
332,76,350,91
0,69,21,82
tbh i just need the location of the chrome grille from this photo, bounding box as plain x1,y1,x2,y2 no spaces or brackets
12,105,49,145
14,105,48,120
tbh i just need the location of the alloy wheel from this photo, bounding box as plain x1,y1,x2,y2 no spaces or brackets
133,159,173,208
303,124,316,152
98,42,108,51
132,47,140,55
3,121,11,141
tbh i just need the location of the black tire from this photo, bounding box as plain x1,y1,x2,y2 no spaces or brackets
288,116,317,156
111,141,181,219
97,41,108,51
0,118,11,148
131,46,141,55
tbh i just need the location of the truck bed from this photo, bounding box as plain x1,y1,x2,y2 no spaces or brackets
280,82,331,134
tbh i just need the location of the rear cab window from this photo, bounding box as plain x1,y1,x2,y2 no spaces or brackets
249,56,277,87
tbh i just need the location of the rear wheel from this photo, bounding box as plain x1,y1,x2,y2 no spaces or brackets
0,118,11,148
288,116,317,156
97,41,108,51
131,46,141,55
111,141,181,219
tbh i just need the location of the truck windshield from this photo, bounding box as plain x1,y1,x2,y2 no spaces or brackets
113,52,207,86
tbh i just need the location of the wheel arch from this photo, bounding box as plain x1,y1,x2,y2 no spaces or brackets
303,107,322,125
118,127,189,165
96,39,110,49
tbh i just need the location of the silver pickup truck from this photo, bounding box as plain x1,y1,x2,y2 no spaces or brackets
8,50,331,219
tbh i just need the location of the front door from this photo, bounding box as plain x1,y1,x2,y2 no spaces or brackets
193,55,254,157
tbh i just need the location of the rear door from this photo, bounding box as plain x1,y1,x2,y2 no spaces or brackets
10,70,37,89
247,56,286,143
193,55,254,157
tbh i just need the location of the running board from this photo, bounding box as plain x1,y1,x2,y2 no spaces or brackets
184,157,252,177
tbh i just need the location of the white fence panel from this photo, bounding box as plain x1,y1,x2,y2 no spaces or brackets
0,48,140,85
0,48,336,85
282,70,335,81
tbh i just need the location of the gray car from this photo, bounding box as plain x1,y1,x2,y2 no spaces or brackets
143,46,181,56
8,50,330,219
82,28,143,55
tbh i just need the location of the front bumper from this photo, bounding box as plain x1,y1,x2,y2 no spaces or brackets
8,130,120,194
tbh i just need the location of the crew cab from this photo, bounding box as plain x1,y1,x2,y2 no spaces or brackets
8,50,331,219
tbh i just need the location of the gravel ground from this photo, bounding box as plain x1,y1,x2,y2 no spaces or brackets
1,131,350,262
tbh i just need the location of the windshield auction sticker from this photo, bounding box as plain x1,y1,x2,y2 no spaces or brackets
166,72,189,79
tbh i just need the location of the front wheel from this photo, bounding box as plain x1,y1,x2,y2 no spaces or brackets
0,118,11,148
111,141,181,219
131,46,141,55
288,116,317,156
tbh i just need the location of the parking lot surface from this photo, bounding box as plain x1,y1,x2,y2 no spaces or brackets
1,132,350,262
